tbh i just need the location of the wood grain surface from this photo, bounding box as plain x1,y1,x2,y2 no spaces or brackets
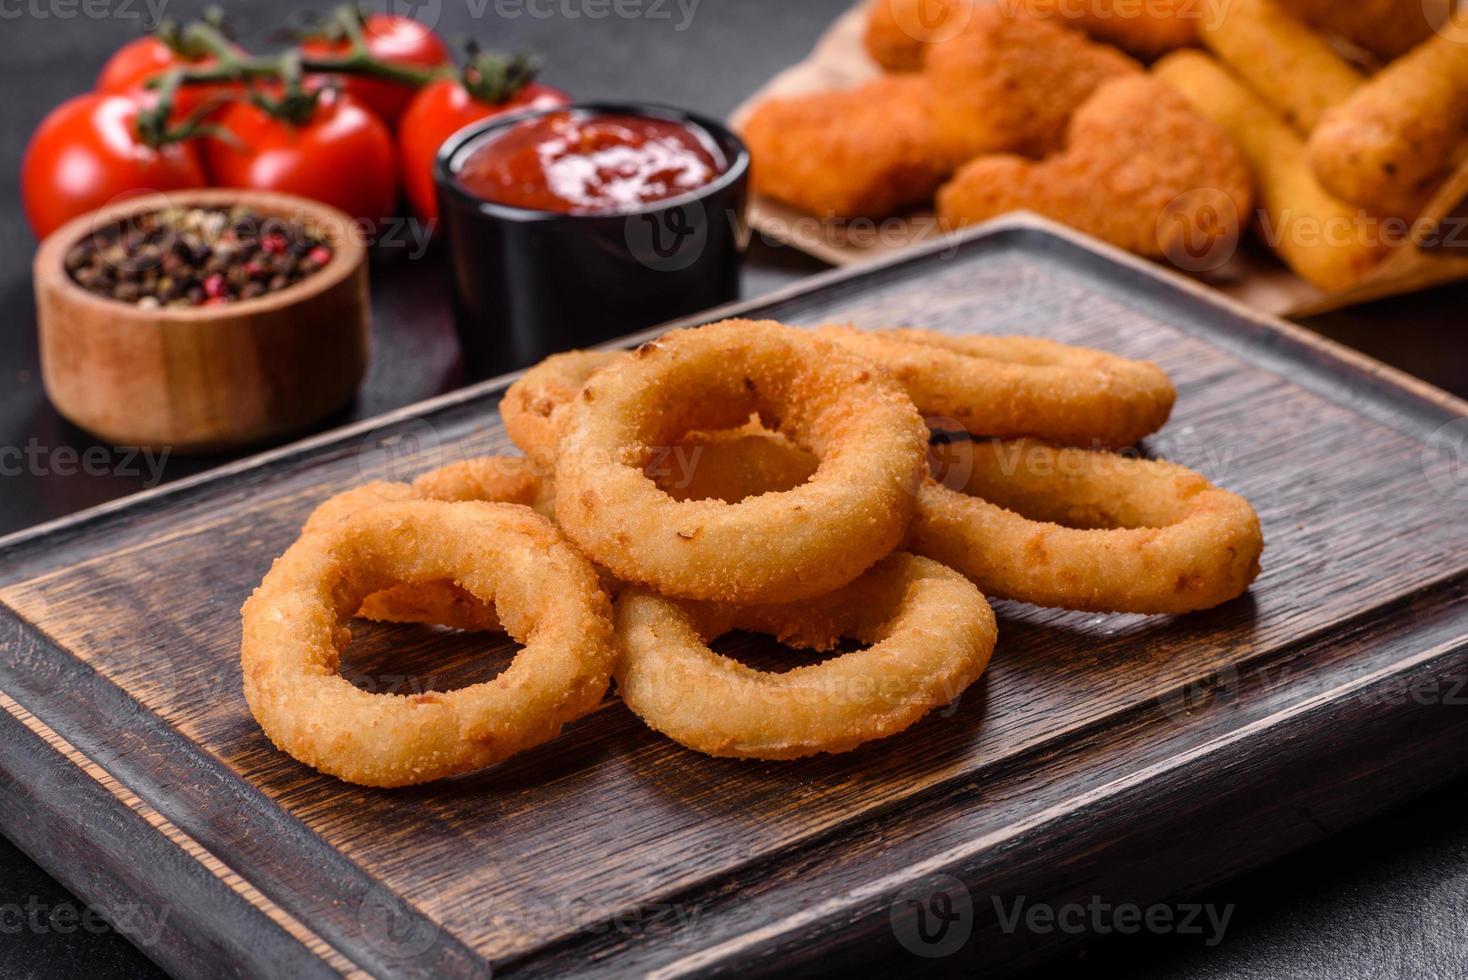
1,218,1466,978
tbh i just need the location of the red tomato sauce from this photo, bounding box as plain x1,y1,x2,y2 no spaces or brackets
455,111,725,214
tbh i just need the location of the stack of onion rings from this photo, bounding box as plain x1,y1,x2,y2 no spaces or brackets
243,316,1263,782
241,500,617,787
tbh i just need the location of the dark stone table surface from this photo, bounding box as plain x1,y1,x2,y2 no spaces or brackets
0,2,1464,976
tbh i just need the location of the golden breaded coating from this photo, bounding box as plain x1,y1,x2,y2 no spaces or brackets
869,0,1196,69
925,7,1141,162
1155,50,1389,291
742,75,956,218
1022,0,1200,59
865,0,971,71
1202,0,1364,134
1309,18,1468,218
1276,0,1444,60
937,75,1253,264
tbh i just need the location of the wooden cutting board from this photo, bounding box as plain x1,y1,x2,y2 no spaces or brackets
2,216,1466,979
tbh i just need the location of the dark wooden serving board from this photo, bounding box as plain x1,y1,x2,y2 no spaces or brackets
3,217,1467,979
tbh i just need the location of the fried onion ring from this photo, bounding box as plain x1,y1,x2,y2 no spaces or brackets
910,437,1263,613
815,326,1175,449
554,320,929,603
242,500,618,786
614,553,997,759
648,423,819,503
300,458,558,633
499,349,621,462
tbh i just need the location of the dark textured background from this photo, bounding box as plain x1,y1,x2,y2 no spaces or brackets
0,1,1465,976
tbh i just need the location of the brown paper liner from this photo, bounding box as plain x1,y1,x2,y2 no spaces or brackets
731,0,1468,319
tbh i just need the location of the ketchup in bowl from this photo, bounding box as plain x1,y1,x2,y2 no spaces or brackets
434,102,749,374
454,110,726,215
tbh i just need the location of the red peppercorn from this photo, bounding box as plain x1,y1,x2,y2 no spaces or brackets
66,206,332,308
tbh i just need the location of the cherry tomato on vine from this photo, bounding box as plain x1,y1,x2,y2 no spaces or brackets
399,76,570,225
21,92,207,239
204,89,399,223
301,15,451,126
96,35,244,120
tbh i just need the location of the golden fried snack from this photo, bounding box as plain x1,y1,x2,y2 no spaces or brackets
653,425,818,503
500,349,621,463
909,437,1264,613
1021,0,1199,59
410,455,553,512
1201,0,1364,133
741,75,957,219
614,553,997,759
936,75,1253,266
554,320,929,604
817,324,1177,447
242,500,618,787
865,0,972,71
1309,19,1468,218
1154,51,1387,291
301,460,557,634
925,7,1141,162
1276,0,1444,60
869,0,1196,69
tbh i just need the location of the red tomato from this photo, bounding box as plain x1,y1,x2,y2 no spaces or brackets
96,36,242,120
398,77,570,225
204,90,399,222
301,15,450,126
21,92,206,239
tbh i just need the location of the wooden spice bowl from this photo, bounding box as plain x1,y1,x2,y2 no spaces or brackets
34,189,370,455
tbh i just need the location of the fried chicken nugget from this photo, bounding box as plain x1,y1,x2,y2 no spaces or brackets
1308,18,1468,218
1155,51,1389,291
936,75,1253,263
925,7,1141,162
1022,0,1200,59
1202,0,1365,134
742,75,955,219
865,0,971,71
1276,0,1445,61
867,0,1196,70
